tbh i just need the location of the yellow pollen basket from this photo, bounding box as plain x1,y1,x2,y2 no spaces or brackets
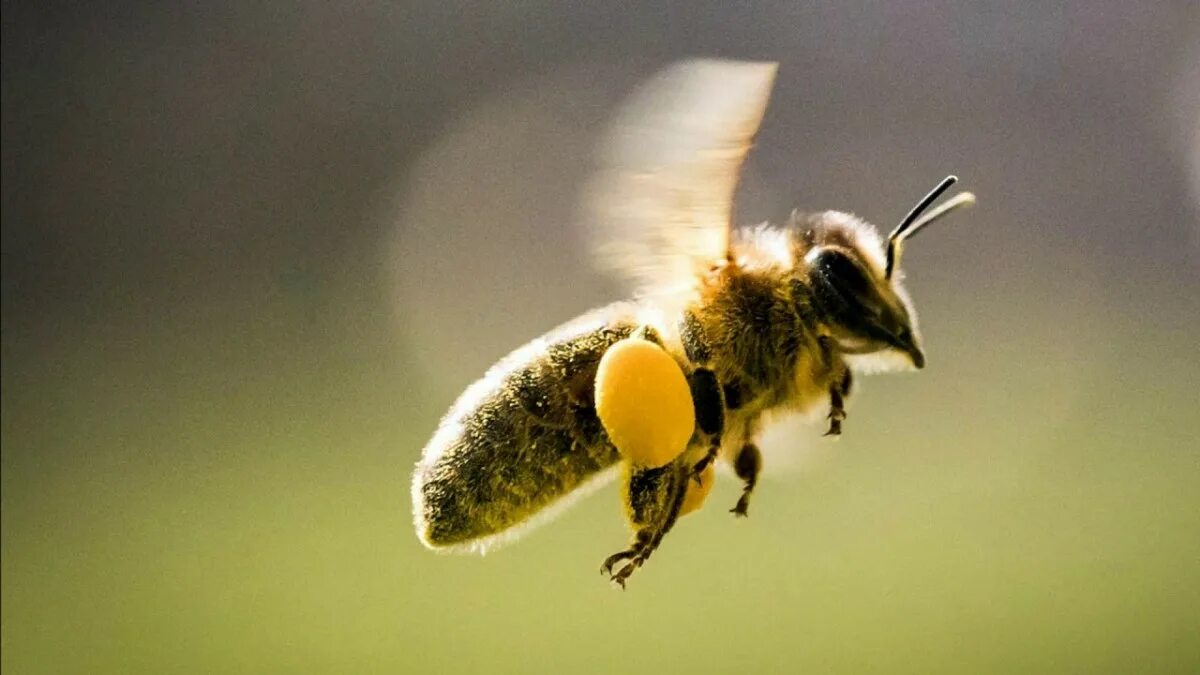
594,338,695,468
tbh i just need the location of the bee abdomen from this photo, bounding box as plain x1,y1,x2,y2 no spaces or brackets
415,405,618,547
413,312,637,552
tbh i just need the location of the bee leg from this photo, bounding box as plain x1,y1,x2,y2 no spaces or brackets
599,530,648,577
824,390,845,436
680,313,725,482
824,368,852,437
687,367,724,483
603,460,689,588
729,442,762,517
603,463,671,582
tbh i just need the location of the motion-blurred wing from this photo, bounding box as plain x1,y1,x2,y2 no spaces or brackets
586,59,778,297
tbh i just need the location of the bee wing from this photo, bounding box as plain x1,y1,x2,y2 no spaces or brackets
586,59,778,297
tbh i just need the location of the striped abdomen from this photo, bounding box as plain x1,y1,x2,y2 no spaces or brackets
412,306,641,552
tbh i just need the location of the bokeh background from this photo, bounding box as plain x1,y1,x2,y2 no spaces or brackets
4,1,1200,673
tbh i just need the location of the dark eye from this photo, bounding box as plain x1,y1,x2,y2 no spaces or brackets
804,246,922,360
806,246,897,341
808,248,874,302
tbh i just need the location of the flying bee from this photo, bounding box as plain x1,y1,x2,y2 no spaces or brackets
411,59,975,587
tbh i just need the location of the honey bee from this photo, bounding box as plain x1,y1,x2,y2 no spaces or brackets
411,59,975,587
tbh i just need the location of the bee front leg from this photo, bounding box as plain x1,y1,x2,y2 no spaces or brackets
602,459,689,588
824,367,852,437
687,367,724,483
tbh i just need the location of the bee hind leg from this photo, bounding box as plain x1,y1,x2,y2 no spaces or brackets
599,529,648,578
602,460,689,588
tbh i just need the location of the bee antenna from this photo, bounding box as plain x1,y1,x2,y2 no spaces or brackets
885,175,974,279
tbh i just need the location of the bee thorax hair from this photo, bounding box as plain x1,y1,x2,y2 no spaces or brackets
692,211,925,419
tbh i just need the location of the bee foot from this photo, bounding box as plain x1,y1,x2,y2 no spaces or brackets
600,550,637,577
730,499,750,518
823,414,844,436
610,557,643,588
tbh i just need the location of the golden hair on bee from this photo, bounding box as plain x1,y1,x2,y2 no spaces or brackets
411,59,975,587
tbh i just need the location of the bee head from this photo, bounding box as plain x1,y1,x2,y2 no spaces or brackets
802,176,974,370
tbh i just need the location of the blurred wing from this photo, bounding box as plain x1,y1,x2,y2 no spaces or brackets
586,59,779,297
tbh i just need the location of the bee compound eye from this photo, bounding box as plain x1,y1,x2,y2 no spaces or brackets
594,338,695,468
808,247,871,295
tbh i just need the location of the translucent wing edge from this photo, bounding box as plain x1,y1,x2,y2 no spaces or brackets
585,59,779,299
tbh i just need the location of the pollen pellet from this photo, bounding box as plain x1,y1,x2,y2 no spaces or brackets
594,338,695,468
679,464,715,516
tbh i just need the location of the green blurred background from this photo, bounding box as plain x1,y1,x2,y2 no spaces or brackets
4,1,1199,673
